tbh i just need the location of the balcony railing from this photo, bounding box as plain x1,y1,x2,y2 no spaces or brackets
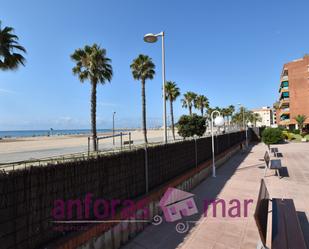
281,75,289,82
280,118,290,123
281,108,290,112
279,98,290,108
279,86,289,93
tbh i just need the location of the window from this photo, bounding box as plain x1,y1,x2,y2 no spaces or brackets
281,81,289,87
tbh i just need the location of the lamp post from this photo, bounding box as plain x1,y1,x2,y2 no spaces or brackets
246,120,252,148
211,110,225,177
144,32,167,144
238,103,245,130
112,112,116,145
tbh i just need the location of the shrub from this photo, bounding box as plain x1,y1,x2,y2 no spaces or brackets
262,128,284,145
293,129,300,134
282,131,294,141
176,114,206,138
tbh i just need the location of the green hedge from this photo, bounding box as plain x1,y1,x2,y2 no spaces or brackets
262,127,284,145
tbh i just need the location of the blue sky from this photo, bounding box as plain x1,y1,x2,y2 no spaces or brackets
1,0,308,130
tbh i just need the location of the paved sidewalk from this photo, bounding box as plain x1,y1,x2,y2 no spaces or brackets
121,142,309,249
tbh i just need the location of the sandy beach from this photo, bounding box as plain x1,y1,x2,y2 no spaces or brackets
0,129,180,163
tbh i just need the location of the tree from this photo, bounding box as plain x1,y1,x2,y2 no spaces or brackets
176,114,206,138
181,91,197,115
221,108,230,132
227,105,235,126
273,101,279,110
165,81,180,140
250,113,262,127
0,21,26,70
295,114,307,136
130,54,155,144
71,44,113,151
194,94,209,116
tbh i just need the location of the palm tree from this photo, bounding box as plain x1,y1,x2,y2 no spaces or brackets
221,108,230,131
250,112,262,127
181,91,197,115
71,44,113,151
0,22,26,70
273,101,279,110
194,95,209,116
130,54,155,144
295,114,307,133
226,105,235,128
165,81,180,140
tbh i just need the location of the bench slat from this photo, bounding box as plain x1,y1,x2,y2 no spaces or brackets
284,199,307,249
272,199,289,249
272,198,307,249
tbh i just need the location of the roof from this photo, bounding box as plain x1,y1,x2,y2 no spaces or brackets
159,187,195,207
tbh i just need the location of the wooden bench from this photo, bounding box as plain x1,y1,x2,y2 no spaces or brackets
254,179,307,249
264,151,282,178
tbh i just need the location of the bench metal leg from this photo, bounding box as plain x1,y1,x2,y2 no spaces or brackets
277,169,280,179
256,240,269,249
264,166,267,177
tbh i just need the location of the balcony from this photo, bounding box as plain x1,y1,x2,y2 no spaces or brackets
281,75,288,82
280,91,289,100
279,119,291,125
279,98,290,109
279,87,289,93
280,108,290,115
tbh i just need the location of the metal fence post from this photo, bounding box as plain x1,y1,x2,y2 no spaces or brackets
194,138,198,168
87,137,90,157
144,145,149,194
129,132,132,150
120,132,123,150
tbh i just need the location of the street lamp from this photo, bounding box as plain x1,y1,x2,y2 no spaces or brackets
245,120,252,148
144,32,167,144
113,112,116,145
211,110,225,177
238,103,245,130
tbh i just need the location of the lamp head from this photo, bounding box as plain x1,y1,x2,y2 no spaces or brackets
214,116,225,127
144,33,158,43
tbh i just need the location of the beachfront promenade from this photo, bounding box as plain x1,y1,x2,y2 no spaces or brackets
0,130,181,163
0,127,232,164
121,142,309,249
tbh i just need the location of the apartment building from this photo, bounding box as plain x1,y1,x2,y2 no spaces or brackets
252,107,273,127
277,55,309,129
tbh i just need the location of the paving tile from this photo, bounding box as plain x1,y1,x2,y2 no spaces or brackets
120,143,309,249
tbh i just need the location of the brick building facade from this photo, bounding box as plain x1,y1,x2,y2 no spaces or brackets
277,55,309,129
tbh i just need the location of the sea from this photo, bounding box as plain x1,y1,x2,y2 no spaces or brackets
0,129,118,138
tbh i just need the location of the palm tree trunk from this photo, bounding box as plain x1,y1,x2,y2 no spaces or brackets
170,98,175,140
201,107,204,116
91,82,97,151
141,79,148,144
189,105,192,116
